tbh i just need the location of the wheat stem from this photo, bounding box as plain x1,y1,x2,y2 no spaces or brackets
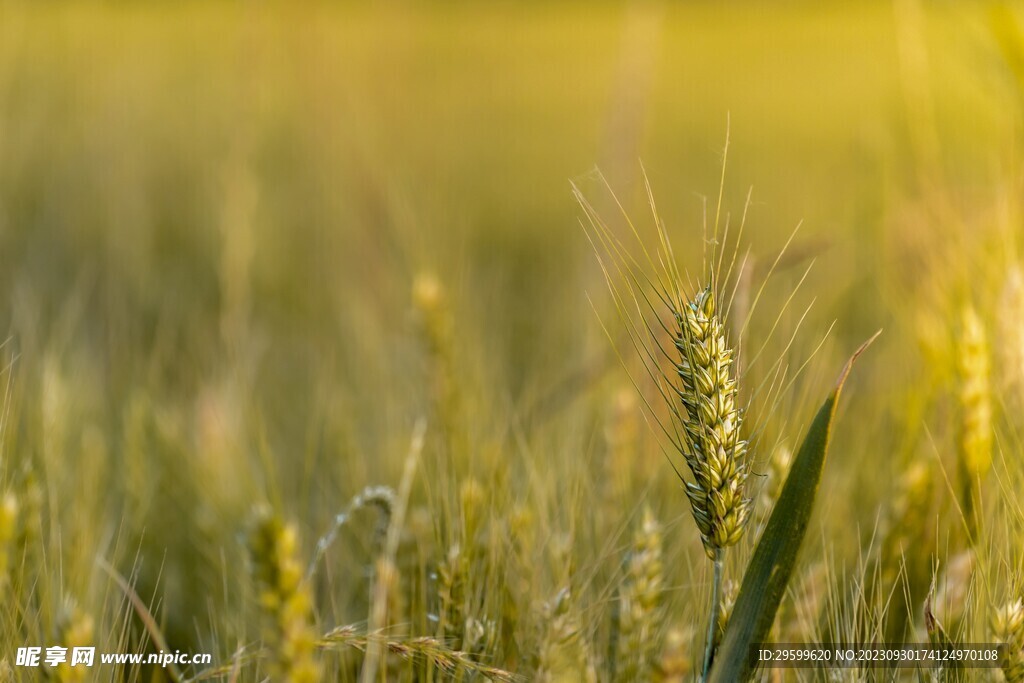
701,548,724,682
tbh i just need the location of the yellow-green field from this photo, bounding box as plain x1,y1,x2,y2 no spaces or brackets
0,1,1023,681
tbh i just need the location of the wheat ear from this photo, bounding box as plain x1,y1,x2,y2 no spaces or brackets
673,285,750,680
675,286,751,557
248,509,321,683
614,506,664,683
955,304,992,538
992,598,1024,683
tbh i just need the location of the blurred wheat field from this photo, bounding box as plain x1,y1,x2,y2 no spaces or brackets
1,1,1024,681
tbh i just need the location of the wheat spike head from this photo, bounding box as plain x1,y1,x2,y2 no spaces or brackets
992,598,1024,683
615,506,664,683
573,161,765,559
675,285,751,556
248,509,321,683
956,304,992,479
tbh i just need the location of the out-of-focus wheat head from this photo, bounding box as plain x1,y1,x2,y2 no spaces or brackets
714,579,738,648
956,305,992,534
992,598,1024,683
876,457,937,642
602,387,641,531
928,550,975,635
0,493,17,592
437,543,468,647
614,506,664,683
248,509,321,683
998,263,1024,416
435,477,487,651
413,272,464,457
675,285,751,557
460,476,486,545
54,604,94,683
756,442,792,530
881,460,934,585
653,625,693,682
537,589,597,683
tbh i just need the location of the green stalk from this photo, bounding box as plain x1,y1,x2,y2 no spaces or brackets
702,548,724,682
